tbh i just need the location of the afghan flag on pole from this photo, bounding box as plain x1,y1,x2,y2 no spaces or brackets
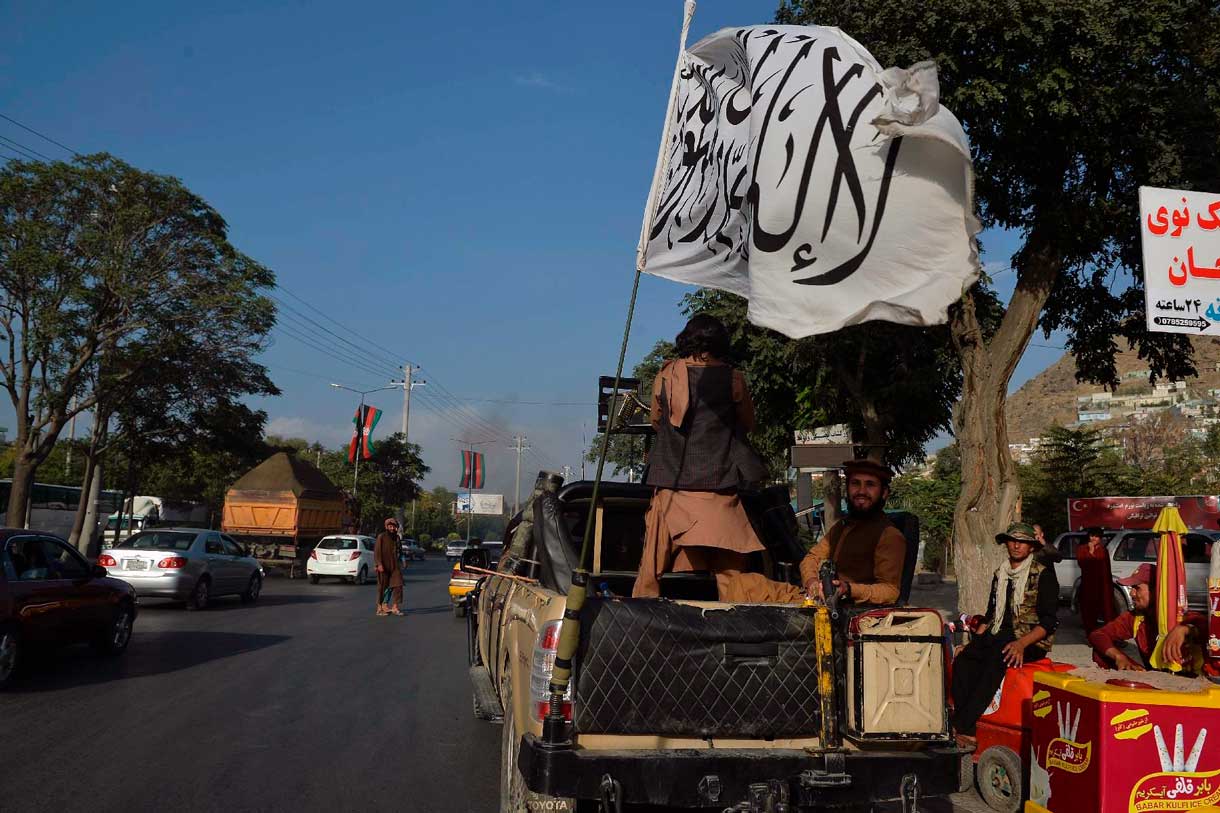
460,450,485,489
348,405,383,462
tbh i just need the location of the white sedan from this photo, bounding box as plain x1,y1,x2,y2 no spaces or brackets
307,535,377,584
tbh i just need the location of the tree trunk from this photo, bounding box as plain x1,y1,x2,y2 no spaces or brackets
8,452,37,529
69,450,97,551
950,239,1059,614
822,470,842,532
81,459,103,558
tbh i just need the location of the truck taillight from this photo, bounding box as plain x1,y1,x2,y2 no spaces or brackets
349,551,361,561
98,554,117,567
310,550,318,560
158,557,187,569
530,619,573,722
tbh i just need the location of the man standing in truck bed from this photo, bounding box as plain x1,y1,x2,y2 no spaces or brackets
723,459,906,605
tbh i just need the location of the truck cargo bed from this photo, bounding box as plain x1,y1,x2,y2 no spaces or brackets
574,598,823,739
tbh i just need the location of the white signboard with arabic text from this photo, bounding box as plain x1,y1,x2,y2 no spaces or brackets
1141,186,1220,334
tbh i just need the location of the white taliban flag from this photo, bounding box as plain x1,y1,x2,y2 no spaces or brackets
641,25,981,338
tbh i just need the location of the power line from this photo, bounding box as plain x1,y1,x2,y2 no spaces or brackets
268,290,406,376
273,283,412,371
0,113,81,156
456,396,591,406
0,135,49,162
271,323,397,381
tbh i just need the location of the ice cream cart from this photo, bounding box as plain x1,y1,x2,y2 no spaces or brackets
1026,669,1220,812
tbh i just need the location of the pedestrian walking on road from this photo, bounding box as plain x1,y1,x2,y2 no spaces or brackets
375,518,404,617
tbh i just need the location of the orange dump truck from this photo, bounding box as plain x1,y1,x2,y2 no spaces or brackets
221,452,345,560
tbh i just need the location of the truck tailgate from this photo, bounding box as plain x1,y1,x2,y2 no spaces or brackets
573,598,822,739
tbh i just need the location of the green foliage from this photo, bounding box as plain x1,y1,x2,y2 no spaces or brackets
777,0,1220,387
681,289,984,470
1019,426,1125,536
312,432,428,534
890,443,961,572
446,531,461,541
0,153,277,519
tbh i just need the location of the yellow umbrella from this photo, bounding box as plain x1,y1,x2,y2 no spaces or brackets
1148,506,1189,672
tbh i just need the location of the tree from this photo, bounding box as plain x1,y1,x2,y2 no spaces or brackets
779,0,1220,611
315,433,428,533
682,289,984,471
125,403,273,520
1018,426,1128,537
0,154,276,528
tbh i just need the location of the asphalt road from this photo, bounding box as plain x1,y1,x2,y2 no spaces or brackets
0,559,998,813
0,557,501,813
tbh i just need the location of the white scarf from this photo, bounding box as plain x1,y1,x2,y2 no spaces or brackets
992,554,1035,627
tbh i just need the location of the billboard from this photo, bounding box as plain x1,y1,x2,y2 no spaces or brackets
1067,495,1220,531
454,494,505,516
1141,185,1220,336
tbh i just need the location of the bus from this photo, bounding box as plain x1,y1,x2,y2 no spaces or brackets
0,480,124,539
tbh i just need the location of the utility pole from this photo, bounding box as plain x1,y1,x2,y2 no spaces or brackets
509,434,530,514
389,364,426,446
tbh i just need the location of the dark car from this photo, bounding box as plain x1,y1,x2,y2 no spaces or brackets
0,529,138,688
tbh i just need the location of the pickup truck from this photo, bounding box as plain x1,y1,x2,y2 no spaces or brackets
467,480,969,812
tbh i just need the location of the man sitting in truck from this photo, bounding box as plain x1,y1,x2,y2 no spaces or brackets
721,459,906,606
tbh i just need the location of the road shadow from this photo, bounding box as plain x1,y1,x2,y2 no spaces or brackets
7,630,290,692
135,592,338,612
405,604,452,616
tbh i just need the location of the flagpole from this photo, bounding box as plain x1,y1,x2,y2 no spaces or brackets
452,437,495,544
542,0,697,748
331,382,396,527
354,394,364,496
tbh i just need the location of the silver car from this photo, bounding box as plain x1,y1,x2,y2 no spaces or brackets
99,528,264,610
1050,528,1215,612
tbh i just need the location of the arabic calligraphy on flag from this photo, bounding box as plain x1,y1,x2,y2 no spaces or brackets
640,25,981,339
1142,186,1220,335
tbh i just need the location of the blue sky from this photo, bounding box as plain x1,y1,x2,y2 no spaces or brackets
1,0,1064,497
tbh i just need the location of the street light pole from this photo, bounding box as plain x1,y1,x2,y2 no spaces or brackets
330,383,398,500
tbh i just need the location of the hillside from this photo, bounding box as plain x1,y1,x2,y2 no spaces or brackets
1005,337,1220,444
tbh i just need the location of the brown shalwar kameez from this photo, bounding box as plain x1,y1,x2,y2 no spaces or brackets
721,514,906,605
375,531,404,608
630,356,765,599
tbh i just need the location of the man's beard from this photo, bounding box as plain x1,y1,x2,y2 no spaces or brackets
847,494,887,518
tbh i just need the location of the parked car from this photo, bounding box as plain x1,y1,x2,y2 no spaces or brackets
401,540,426,561
445,539,469,562
99,528,264,610
307,535,376,584
1051,528,1215,611
1,529,138,688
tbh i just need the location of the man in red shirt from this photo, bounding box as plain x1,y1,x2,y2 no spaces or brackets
1088,563,1207,671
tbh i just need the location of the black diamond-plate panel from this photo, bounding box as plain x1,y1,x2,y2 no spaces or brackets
573,599,823,738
